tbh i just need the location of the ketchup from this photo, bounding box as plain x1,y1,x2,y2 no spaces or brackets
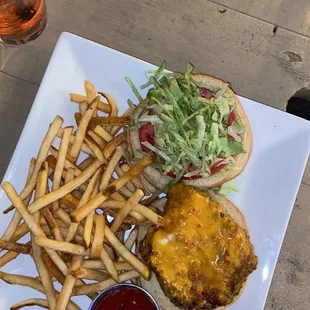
91,286,157,310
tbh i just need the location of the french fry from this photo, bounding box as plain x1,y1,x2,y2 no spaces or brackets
69,93,111,113
88,130,106,149
40,206,63,241
82,260,133,271
111,191,126,201
73,270,139,296
111,189,144,233
71,152,156,222
83,182,99,248
10,299,50,310
57,127,93,156
52,126,73,212
121,163,145,192
100,245,119,282
54,208,72,226
41,251,66,285
16,116,63,202
85,81,98,117
50,146,82,177
0,250,20,268
79,101,88,115
11,298,80,310
36,163,64,242
69,97,99,163
10,222,30,243
111,106,135,136
0,271,45,294
66,169,101,242
85,80,96,103
0,240,31,254
28,133,125,213
32,241,57,310
99,147,123,191
124,227,139,250
84,137,105,163
60,193,80,210
70,267,108,281
88,116,130,129
77,156,94,171
32,168,57,310
35,236,85,255
2,183,46,237
93,125,113,142
1,84,171,309
56,255,83,310
84,210,95,249
0,158,35,249
90,214,105,259
65,167,76,184
0,271,83,310
99,92,118,117
29,158,101,213
115,165,136,192
100,200,163,226
104,226,150,279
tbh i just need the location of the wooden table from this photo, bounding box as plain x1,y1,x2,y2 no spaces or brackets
0,1,309,309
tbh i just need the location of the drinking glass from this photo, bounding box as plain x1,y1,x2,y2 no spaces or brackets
0,0,47,69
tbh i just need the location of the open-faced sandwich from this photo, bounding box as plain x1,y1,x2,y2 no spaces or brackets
138,182,258,310
127,62,252,190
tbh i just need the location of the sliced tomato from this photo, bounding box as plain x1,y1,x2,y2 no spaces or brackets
227,111,236,126
199,87,215,99
139,123,155,152
167,164,201,180
210,161,227,175
182,164,201,180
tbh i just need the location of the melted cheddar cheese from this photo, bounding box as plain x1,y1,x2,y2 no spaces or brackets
147,182,257,308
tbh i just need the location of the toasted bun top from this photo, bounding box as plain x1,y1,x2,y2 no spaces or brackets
129,73,252,191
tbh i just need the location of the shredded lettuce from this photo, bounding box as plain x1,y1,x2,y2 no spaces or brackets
125,77,143,101
217,180,240,196
126,61,246,176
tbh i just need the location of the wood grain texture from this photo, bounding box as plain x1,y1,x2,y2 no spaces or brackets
265,183,310,310
302,158,310,186
0,72,38,179
212,0,310,37
2,0,310,110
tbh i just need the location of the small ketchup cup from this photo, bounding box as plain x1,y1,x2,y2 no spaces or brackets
89,283,160,310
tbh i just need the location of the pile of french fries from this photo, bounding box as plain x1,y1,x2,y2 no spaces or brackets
0,81,165,310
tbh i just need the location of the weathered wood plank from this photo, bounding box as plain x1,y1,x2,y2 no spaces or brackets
302,158,310,186
1,27,61,85
0,72,38,179
212,0,310,37
2,0,310,110
265,183,310,310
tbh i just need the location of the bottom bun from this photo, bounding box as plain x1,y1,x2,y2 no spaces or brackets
141,271,246,310
138,194,249,310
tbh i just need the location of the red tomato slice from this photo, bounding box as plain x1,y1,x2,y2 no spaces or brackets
227,111,236,126
167,164,201,180
139,123,155,152
199,87,215,99
210,161,227,174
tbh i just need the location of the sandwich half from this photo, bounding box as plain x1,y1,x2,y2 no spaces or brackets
138,182,258,310
128,63,252,191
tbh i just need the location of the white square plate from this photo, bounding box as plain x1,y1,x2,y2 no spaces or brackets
0,32,310,310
